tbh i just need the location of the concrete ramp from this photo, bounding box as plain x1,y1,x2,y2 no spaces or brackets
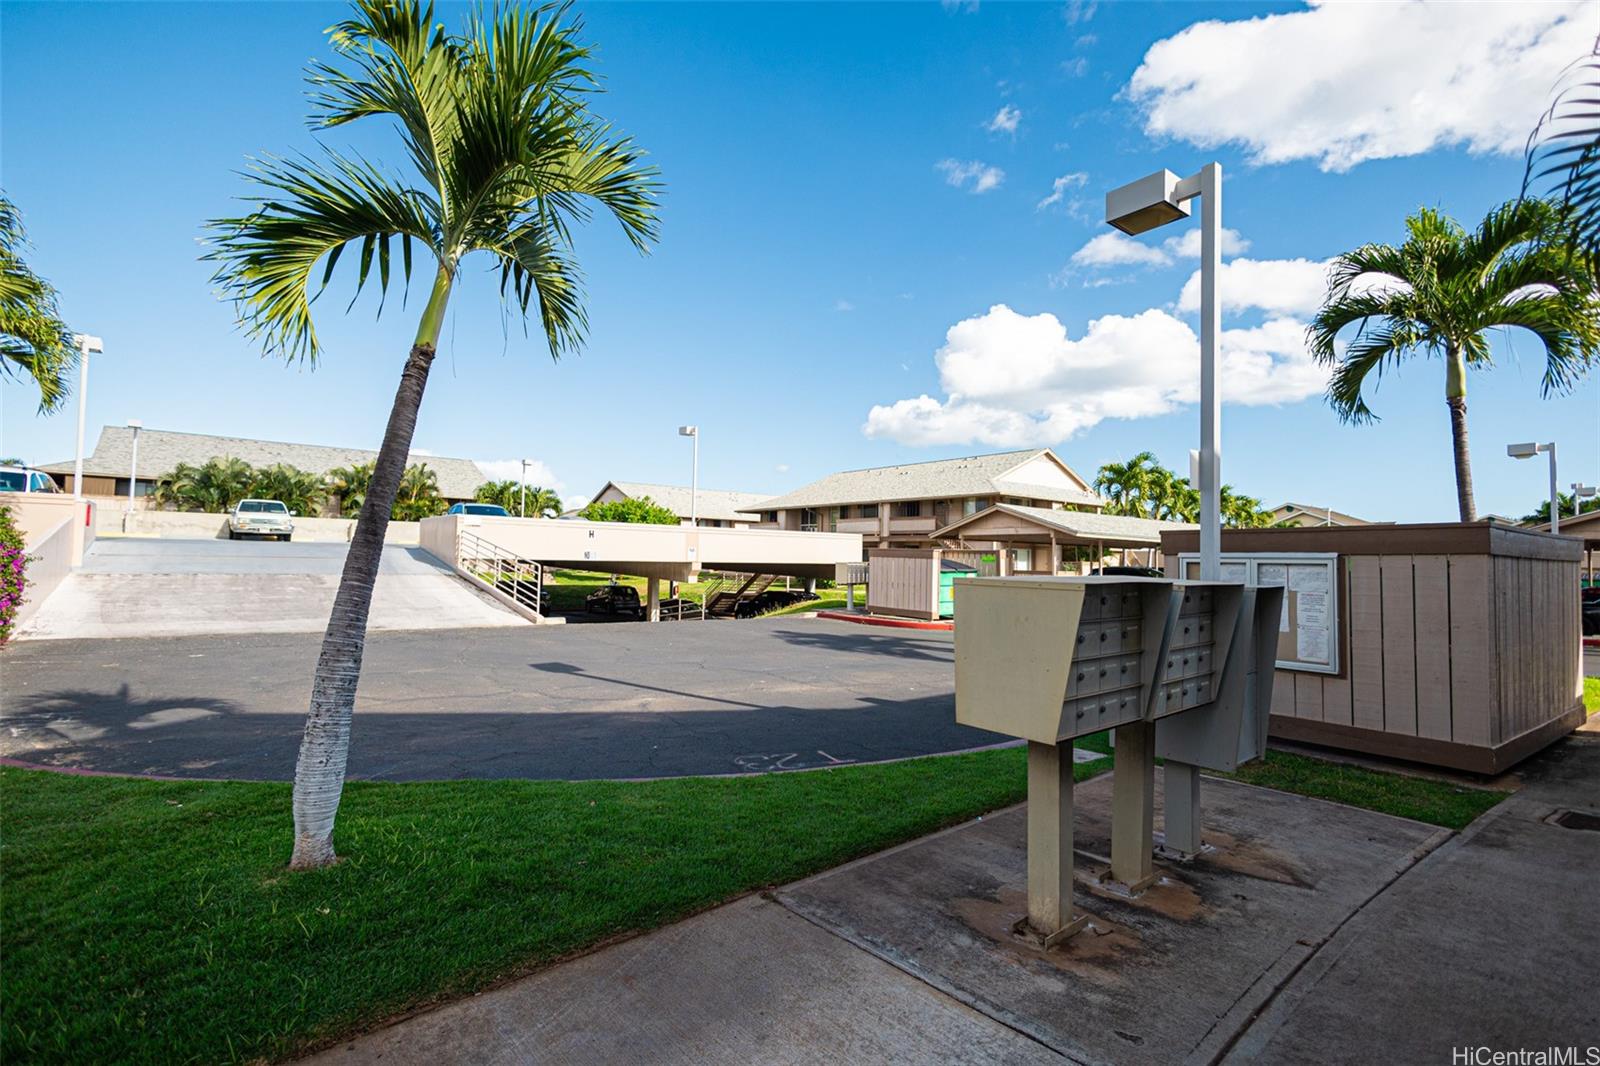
18,538,524,640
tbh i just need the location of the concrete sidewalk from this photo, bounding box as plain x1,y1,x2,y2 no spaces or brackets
307,737,1600,1065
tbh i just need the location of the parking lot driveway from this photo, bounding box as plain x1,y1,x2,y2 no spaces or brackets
18,538,522,640
1,619,999,781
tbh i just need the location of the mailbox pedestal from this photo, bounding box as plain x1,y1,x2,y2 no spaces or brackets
955,576,1283,945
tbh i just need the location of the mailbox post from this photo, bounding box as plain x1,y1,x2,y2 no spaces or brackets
954,575,1282,945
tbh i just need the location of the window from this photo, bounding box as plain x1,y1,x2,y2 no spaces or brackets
763,511,778,523
895,500,920,518
1013,548,1032,571
962,497,980,516
859,503,879,519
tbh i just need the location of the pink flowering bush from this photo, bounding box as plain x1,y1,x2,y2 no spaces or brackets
0,505,25,643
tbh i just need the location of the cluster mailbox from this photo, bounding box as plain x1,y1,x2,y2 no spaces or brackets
954,575,1283,946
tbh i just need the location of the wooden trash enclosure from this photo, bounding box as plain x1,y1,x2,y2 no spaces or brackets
1159,523,1585,774
867,548,976,620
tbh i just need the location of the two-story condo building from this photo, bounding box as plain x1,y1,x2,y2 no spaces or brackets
740,449,1106,549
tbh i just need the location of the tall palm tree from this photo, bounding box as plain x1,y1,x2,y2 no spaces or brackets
0,195,77,412
1093,452,1162,518
526,485,562,517
205,0,658,869
1308,200,1598,522
325,462,375,519
392,462,446,520
1524,33,1600,269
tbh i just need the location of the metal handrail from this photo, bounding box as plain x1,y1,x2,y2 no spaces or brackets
457,527,543,618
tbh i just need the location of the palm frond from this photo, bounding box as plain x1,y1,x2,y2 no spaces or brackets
205,152,441,362
1523,34,1600,267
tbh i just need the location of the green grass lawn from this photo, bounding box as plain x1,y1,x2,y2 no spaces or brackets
0,747,1109,1065
1585,675,1599,714
1214,750,1505,830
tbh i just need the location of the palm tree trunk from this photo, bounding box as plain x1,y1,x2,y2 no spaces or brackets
1445,344,1476,523
290,266,453,870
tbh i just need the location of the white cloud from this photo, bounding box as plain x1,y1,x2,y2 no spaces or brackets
936,158,1005,194
1062,0,1097,26
775,463,790,474
863,302,1327,447
1177,257,1329,316
475,458,564,490
1037,172,1089,210
1127,0,1599,172
986,104,1022,135
1070,231,1172,268
1060,57,1090,78
834,299,855,312
1161,226,1250,259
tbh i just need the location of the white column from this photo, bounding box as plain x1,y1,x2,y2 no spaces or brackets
1548,444,1559,535
72,348,91,499
647,577,661,622
1198,162,1223,583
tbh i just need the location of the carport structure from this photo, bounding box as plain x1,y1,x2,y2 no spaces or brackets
420,514,863,621
929,503,1194,574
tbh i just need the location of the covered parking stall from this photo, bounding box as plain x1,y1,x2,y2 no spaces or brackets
929,503,1196,576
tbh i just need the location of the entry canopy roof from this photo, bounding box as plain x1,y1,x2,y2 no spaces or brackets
932,503,1196,549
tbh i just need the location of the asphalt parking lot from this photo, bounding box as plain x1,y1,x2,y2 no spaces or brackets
1,618,1001,781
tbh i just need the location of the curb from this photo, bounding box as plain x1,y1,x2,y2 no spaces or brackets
815,610,953,631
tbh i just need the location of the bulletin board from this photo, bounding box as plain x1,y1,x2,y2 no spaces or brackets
1177,552,1340,675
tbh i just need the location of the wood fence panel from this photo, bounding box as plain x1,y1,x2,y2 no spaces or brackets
1412,555,1452,741
1379,555,1418,735
1349,556,1385,731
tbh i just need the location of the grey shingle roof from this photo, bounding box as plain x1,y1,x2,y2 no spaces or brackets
933,503,1196,547
601,481,776,523
41,427,490,500
743,449,1103,511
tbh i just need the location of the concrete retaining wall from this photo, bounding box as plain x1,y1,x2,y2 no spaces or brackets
104,509,420,545
13,515,75,629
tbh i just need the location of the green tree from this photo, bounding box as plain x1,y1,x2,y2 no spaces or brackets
1522,492,1600,525
152,457,256,512
578,496,677,524
204,0,658,869
474,480,561,516
248,463,326,515
1308,200,1599,523
325,462,374,519
1092,454,1277,527
0,196,78,412
392,463,447,521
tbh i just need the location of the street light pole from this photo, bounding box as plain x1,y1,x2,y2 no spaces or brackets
520,458,528,518
1508,442,1558,533
70,334,104,499
126,420,142,516
1105,164,1224,861
678,426,699,526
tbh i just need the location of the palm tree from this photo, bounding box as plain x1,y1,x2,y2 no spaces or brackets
1093,452,1162,518
392,462,446,521
526,485,562,517
325,462,375,519
152,457,256,512
248,463,326,515
1308,200,1599,522
0,195,78,412
205,0,658,869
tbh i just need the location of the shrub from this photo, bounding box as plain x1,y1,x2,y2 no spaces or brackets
0,505,27,643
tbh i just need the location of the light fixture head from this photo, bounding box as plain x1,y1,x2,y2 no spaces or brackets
126,419,143,429
1105,169,1192,235
1506,442,1540,459
74,334,104,354
1573,483,1598,499
678,425,698,437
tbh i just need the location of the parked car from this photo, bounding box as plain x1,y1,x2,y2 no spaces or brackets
228,499,295,541
446,502,511,517
738,589,819,618
1089,565,1166,579
585,583,643,618
0,466,62,494
1583,586,1600,636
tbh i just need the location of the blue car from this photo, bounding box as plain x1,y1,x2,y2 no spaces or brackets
446,502,511,517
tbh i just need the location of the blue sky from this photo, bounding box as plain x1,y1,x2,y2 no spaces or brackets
3,0,1596,519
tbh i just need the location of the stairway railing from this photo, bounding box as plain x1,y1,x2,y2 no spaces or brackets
457,527,543,619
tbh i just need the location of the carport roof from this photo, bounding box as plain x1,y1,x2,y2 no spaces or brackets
932,503,1196,547
41,426,490,500
599,481,776,523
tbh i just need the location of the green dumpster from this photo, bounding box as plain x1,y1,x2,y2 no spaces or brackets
938,559,978,618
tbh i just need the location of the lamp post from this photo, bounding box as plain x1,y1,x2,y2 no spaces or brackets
70,334,104,499
519,458,529,518
678,425,699,526
1507,442,1558,533
1107,165,1223,861
1108,166,1223,579
125,420,143,515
